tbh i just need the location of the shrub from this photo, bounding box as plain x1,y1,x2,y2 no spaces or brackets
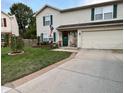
41,41,49,45
4,34,9,47
37,36,40,45
52,43,58,49
11,36,24,53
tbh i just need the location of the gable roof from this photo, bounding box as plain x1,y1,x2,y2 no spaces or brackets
35,4,61,16
35,0,122,16
1,11,10,17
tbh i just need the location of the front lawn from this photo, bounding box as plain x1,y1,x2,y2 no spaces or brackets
1,47,71,85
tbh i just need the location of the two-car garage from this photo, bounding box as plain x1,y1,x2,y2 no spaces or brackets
81,30,123,49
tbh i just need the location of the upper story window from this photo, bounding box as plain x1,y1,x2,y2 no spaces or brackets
94,5,113,20
43,15,53,26
103,6,113,19
1,18,7,27
94,7,103,20
91,4,117,21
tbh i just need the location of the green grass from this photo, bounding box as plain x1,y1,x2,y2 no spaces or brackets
1,47,71,85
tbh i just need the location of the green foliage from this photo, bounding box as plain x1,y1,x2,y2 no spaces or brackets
11,36,24,52
1,47,71,85
10,3,33,37
52,43,58,49
23,17,36,39
4,34,9,47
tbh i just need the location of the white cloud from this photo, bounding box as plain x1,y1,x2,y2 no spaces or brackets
78,0,116,6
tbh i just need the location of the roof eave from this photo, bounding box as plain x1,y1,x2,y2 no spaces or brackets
35,0,123,16
57,20,123,31
60,0,123,12
35,5,60,16
1,11,10,17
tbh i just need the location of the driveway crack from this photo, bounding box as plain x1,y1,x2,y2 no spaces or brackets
58,67,122,84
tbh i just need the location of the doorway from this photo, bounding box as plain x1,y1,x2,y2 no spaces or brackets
62,32,68,46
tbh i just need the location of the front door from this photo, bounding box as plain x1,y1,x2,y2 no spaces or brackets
62,32,68,46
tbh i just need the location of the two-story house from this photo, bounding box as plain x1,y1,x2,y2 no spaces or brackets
35,0,123,49
1,11,19,46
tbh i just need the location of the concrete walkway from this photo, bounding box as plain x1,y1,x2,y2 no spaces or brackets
52,48,79,52
5,49,123,93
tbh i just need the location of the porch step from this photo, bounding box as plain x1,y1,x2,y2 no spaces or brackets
60,47,79,50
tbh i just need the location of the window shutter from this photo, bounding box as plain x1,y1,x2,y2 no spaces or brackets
50,15,53,25
37,36,40,45
3,18,7,27
91,8,94,20
53,32,56,42
113,4,117,18
41,33,43,42
43,16,45,26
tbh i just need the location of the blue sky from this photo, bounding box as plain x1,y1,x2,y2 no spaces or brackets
2,0,112,13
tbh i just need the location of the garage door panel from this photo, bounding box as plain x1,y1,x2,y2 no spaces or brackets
81,31,122,49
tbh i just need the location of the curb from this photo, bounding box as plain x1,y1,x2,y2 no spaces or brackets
4,52,77,88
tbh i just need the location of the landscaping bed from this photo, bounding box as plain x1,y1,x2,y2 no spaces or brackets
1,47,71,85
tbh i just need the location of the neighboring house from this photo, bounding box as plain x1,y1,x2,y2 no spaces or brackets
1,11,19,46
35,0,123,49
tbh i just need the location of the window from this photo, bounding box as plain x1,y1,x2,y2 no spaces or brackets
45,16,51,26
1,18,7,27
43,33,49,42
95,8,103,20
103,6,113,19
40,33,54,43
94,5,113,20
43,15,53,26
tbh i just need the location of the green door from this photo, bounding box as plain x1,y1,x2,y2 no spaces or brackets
62,32,68,46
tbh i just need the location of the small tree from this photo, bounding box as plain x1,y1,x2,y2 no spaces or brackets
23,16,36,39
10,3,33,37
11,36,24,53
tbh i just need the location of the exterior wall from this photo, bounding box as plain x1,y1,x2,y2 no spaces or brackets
117,3,123,20
60,8,91,25
1,13,11,33
77,30,82,48
36,7,61,42
1,12,19,36
11,15,19,36
60,3,123,25
36,2,123,45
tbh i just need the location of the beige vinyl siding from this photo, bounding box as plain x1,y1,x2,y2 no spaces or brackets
1,13,11,33
36,3,123,35
1,12,19,36
36,3,123,44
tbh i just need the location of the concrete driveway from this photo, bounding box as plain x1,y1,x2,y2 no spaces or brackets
6,49,123,93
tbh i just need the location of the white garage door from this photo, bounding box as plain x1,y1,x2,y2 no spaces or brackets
81,30,122,49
